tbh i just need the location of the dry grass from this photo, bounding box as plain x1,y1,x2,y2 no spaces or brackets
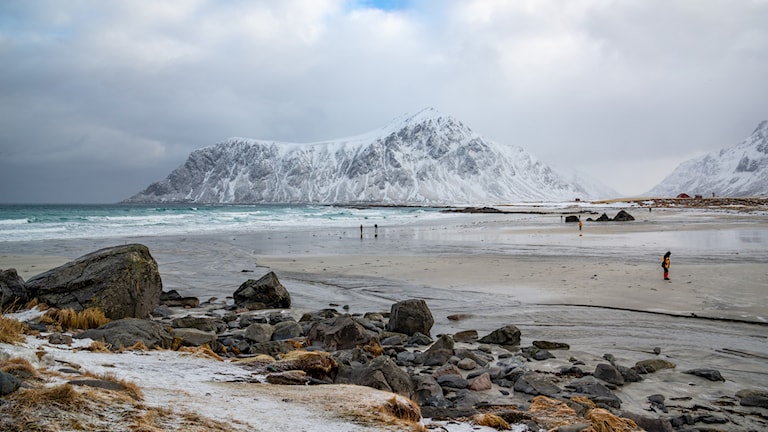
178,344,224,361
41,307,110,330
471,413,511,430
0,357,40,380
383,395,422,423
0,315,27,344
84,340,112,352
586,408,642,432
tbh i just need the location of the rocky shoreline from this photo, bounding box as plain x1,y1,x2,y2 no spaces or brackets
2,243,767,431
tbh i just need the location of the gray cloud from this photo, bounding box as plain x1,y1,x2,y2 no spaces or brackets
1,0,767,203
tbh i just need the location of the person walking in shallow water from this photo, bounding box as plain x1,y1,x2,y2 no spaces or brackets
662,251,671,280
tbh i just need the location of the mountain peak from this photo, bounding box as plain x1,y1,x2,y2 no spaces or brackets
125,110,615,204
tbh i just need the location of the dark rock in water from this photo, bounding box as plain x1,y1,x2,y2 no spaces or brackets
595,213,611,221
25,244,162,319
271,320,303,340
307,315,377,351
648,393,667,413
532,340,569,350
335,355,413,398
613,210,635,221
160,296,200,308
736,389,768,408
233,272,291,309
618,365,643,383
0,371,21,395
387,299,434,336
172,328,217,347
521,346,555,361
565,376,622,408
683,368,725,382
565,215,580,223
74,318,174,350
635,358,676,373
594,363,625,386
514,372,561,397
478,324,521,346
0,268,28,309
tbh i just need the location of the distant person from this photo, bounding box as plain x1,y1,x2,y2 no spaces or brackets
360,224,363,239
374,223,378,238
578,219,583,231
661,251,671,280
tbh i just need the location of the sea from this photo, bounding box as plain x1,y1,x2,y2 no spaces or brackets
0,203,447,243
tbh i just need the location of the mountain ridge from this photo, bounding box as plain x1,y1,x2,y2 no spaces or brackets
125,108,618,204
646,120,768,197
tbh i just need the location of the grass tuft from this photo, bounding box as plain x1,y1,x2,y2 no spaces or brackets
472,413,511,430
0,315,26,344
42,307,110,330
0,357,39,380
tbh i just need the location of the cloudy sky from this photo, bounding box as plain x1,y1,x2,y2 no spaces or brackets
1,0,766,203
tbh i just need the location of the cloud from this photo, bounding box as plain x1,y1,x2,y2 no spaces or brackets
1,0,767,202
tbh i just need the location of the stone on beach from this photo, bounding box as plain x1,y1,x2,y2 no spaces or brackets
386,298,434,336
24,244,163,320
74,318,174,350
233,271,291,309
478,324,521,346
0,268,28,309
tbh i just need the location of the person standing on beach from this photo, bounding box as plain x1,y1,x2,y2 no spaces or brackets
578,219,583,231
662,251,671,280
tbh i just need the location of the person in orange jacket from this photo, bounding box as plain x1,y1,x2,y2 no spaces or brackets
661,251,671,280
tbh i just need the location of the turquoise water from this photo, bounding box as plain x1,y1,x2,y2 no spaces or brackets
0,204,443,242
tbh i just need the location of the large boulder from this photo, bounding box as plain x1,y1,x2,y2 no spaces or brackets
74,318,174,350
386,299,434,336
233,272,291,309
307,315,377,351
0,268,28,310
335,355,414,398
613,210,635,221
25,244,162,320
478,324,521,346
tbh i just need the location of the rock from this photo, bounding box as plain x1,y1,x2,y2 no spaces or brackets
565,215,580,223
307,315,378,351
244,322,274,344
0,268,28,309
432,364,462,379
25,244,162,320
478,325,521,346
613,210,635,221
48,333,73,345
595,213,611,221
411,375,445,405
74,318,174,350
437,374,468,389
335,355,413,397
407,332,433,346
683,368,725,382
522,346,555,361
386,299,434,336
151,304,173,318
618,411,673,432
457,357,477,370
265,370,310,385
532,340,570,350
594,363,625,386
420,334,455,367
648,394,667,413
635,358,676,373
514,372,561,397
617,365,643,383
233,272,291,309
271,320,303,341
171,316,219,332
0,371,21,395
172,328,217,347
467,372,492,391
736,389,768,408
453,329,478,342
262,350,338,382
565,376,622,409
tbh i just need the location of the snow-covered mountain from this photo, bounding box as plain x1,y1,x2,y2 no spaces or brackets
126,108,617,204
647,120,768,197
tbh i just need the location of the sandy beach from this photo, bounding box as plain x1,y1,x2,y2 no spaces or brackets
2,204,767,430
